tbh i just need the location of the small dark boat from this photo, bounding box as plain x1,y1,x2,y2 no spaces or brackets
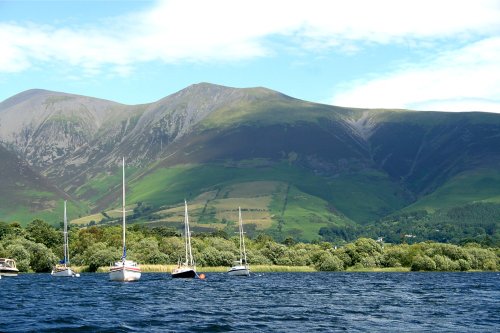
171,200,197,279
171,265,196,279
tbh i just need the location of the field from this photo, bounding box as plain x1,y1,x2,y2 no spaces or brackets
68,162,356,240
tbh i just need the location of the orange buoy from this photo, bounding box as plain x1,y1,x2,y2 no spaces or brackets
199,273,206,280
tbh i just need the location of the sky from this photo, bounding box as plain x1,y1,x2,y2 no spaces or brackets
0,0,499,112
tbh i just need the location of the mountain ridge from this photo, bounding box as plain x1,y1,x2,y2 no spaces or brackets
1,83,499,243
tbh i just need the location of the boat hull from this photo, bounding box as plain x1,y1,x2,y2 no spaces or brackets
51,267,79,277
228,266,250,276
109,265,141,282
0,269,19,277
172,268,196,279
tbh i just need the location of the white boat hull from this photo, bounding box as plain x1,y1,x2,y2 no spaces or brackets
51,267,79,277
228,265,250,276
109,263,141,282
0,269,19,277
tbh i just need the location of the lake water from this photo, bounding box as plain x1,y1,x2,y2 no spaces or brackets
0,272,498,332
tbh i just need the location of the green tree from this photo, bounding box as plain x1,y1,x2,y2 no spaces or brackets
433,254,459,271
77,242,118,272
25,241,58,273
464,246,498,270
159,236,185,263
150,226,180,238
411,254,436,271
134,238,168,264
6,242,31,272
8,222,26,237
245,249,272,265
26,219,60,249
380,245,408,267
0,222,10,240
198,246,233,266
261,242,287,264
5,238,57,272
316,253,344,271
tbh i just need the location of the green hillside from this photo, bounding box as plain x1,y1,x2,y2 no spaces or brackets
404,168,500,212
1,84,500,243
0,146,88,224
79,161,414,241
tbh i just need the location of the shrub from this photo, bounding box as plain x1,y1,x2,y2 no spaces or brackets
6,243,31,272
380,245,408,267
457,258,471,271
433,255,459,271
411,255,436,271
198,246,234,266
133,238,168,264
26,242,58,273
316,253,344,271
80,242,118,272
245,250,272,265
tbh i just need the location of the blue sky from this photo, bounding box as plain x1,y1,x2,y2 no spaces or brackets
1,0,499,112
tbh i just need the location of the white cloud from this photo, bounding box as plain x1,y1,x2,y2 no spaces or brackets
1,0,499,74
1,0,500,111
0,24,31,72
331,37,500,112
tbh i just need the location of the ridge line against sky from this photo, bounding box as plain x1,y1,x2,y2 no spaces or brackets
0,0,499,112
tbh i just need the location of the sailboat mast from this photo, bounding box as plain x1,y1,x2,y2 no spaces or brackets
63,200,68,267
238,207,243,264
184,200,188,265
185,200,193,267
122,157,126,260
239,207,247,266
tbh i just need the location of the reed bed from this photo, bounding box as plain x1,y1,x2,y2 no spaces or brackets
87,264,317,273
194,265,316,273
346,267,410,272
249,265,316,272
72,265,411,273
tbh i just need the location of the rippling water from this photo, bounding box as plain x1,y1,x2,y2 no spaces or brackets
0,272,498,332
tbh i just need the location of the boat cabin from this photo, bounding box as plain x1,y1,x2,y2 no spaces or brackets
0,258,19,276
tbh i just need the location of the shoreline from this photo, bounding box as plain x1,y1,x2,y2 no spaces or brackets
90,264,316,273
65,265,497,273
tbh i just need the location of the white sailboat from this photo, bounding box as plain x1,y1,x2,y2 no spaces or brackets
51,200,80,277
109,158,141,282
228,207,250,276
172,200,196,278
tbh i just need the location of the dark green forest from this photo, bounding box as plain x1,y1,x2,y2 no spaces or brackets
319,202,500,246
0,219,497,273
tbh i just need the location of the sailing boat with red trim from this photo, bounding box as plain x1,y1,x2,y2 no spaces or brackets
109,158,141,282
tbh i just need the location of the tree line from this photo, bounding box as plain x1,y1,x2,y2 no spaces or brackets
320,202,500,246
0,219,498,273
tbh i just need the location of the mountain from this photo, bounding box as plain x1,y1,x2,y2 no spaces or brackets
1,83,499,242
0,144,84,223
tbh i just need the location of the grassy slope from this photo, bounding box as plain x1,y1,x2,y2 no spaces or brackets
98,161,412,241
0,146,89,224
200,94,356,129
325,170,411,223
1,194,88,226
125,163,356,241
403,168,500,213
